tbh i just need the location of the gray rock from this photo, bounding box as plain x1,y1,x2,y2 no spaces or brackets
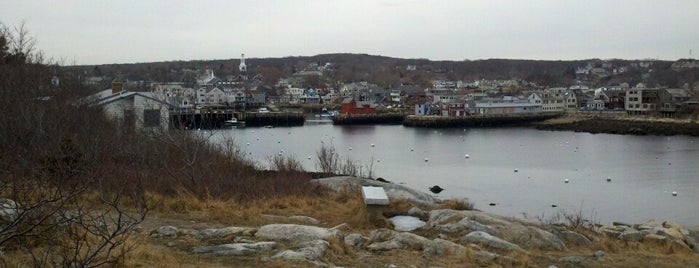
428,209,564,251
658,228,684,240
643,233,667,245
255,224,338,243
559,256,587,263
191,226,256,239
344,233,368,247
262,214,321,225
593,250,605,260
472,250,500,261
367,229,466,255
663,221,682,230
613,221,632,227
0,198,19,223
272,240,329,261
559,230,592,246
426,238,467,255
408,207,429,220
461,231,525,253
192,242,277,256
636,224,654,230
368,230,432,251
313,176,438,205
150,226,180,238
619,230,643,242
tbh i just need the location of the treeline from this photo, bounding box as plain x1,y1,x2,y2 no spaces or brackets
66,53,699,90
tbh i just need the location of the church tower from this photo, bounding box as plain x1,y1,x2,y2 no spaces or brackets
239,53,247,73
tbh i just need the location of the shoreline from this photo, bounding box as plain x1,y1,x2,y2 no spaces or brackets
535,113,699,136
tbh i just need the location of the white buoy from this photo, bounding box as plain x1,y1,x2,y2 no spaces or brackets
246,143,250,146
410,148,414,151
514,168,518,172
465,154,470,159
307,156,311,160
371,143,375,147
349,147,352,151
672,191,678,196
278,152,282,156
424,158,429,162
564,179,569,183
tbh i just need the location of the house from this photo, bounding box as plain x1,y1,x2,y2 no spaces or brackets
300,88,321,104
246,90,266,107
438,101,468,117
87,83,175,130
340,98,377,115
528,90,565,112
203,87,226,106
414,101,431,116
564,91,578,110
625,88,660,115
605,90,626,110
282,87,304,104
340,82,380,101
473,99,541,115
659,88,693,117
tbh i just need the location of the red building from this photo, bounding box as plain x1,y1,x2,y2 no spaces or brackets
438,102,468,117
340,98,377,115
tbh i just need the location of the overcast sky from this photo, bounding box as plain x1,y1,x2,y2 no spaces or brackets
1,0,698,65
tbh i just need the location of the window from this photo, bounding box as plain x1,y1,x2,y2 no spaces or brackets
143,109,161,127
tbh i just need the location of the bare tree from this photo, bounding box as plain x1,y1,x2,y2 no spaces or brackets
0,22,148,267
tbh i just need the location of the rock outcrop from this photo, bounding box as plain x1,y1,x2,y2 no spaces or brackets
255,224,339,243
598,219,697,253
428,209,566,251
367,229,466,255
192,242,277,256
313,176,438,205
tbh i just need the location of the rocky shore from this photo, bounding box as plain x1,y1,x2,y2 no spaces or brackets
535,114,699,136
147,176,699,267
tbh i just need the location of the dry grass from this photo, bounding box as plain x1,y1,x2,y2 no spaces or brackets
437,198,475,211
144,189,375,229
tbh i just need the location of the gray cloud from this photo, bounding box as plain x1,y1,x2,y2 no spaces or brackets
1,0,697,65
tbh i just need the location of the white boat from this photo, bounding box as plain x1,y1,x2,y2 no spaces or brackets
318,107,337,120
224,117,245,127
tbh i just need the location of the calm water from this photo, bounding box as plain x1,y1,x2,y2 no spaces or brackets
211,123,699,226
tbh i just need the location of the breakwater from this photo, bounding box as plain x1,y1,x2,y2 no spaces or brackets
242,112,305,127
333,114,406,125
402,113,562,128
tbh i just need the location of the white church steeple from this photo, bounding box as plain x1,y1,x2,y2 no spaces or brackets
239,53,247,73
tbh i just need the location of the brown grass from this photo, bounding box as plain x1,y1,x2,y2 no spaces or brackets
437,198,475,211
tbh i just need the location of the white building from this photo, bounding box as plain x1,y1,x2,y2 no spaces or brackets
88,84,174,130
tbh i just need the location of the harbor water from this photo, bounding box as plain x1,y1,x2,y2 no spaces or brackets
211,124,699,225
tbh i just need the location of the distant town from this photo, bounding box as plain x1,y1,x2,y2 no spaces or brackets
78,54,699,129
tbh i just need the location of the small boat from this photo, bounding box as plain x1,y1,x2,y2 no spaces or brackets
224,117,245,127
318,107,337,120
